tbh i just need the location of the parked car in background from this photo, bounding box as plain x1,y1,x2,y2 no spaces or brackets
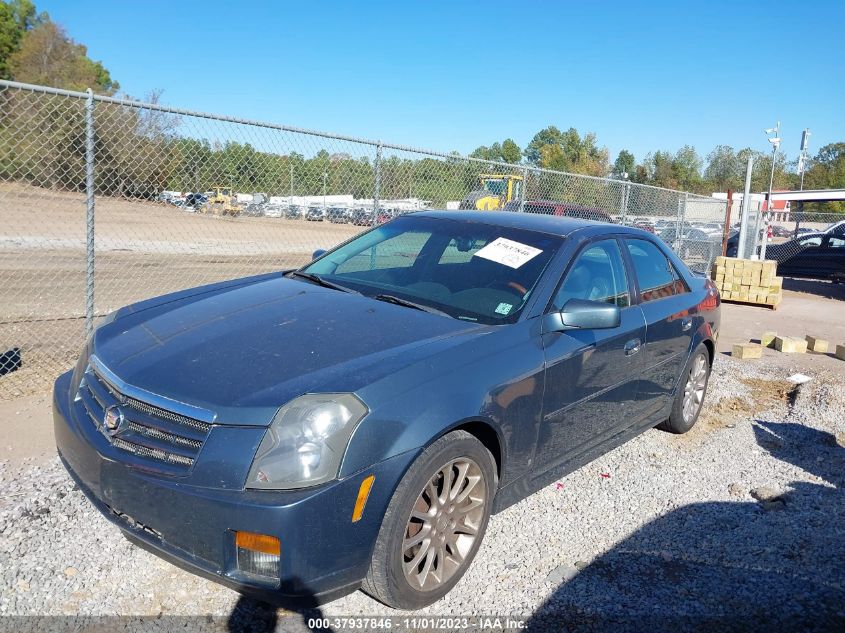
351,207,374,226
263,204,284,219
504,200,614,224
694,222,723,235
765,233,845,282
54,211,719,609
328,207,352,224
285,205,303,220
658,227,723,269
376,208,401,224
306,206,326,221
769,224,792,238
184,192,208,210
631,218,655,234
823,219,845,235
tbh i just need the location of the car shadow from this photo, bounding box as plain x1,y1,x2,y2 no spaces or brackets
782,277,845,301
226,582,336,633
525,420,845,632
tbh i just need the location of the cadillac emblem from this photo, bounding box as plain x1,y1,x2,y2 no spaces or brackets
103,405,124,435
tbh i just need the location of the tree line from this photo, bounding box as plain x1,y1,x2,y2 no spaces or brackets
471,127,844,213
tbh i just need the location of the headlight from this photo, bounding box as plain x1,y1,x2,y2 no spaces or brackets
246,393,368,490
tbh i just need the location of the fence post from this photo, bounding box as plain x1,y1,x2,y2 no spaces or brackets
519,167,528,212
619,182,629,225
372,141,382,226
721,189,733,256
84,89,95,336
737,155,754,260
675,193,686,256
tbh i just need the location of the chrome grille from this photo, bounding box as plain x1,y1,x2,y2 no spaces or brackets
77,359,213,472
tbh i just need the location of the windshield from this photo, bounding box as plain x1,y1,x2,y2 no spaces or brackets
301,216,562,324
482,178,507,196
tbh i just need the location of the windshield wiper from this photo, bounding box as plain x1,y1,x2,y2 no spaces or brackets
372,294,449,317
286,271,360,294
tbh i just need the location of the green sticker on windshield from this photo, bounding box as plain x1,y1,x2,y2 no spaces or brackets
495,302,513,315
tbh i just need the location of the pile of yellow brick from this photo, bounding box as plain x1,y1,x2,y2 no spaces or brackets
711,256,783,308
732,332,845,360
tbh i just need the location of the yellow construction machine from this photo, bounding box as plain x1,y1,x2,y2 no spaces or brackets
203,185,243,216
459,174,523,211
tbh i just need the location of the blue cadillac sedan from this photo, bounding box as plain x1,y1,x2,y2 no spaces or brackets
54,211,720,609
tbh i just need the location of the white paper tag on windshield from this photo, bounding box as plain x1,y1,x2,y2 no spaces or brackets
473,237,542,269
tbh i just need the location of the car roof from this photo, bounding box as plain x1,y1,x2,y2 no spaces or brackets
413,209,649,239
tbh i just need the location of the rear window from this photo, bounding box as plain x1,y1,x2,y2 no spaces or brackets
625,239,688,302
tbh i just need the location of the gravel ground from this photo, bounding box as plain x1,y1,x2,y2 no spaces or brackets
1,356,844,631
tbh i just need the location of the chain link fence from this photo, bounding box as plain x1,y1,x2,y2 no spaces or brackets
0,79,736,400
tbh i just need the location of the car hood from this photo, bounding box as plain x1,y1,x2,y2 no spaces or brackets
92,275,488,425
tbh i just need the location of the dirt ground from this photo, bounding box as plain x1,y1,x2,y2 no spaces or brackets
717,278,845,374
0,182,362,398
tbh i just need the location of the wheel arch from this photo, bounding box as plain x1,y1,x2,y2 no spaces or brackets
444,418,503,486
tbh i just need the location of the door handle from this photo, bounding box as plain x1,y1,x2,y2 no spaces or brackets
624,338,641,356
681,317,692,332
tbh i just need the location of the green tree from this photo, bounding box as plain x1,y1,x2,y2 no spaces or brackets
803,142,845,212
532,127,608,176
0,0,37,79
612,150,635,178
704,144,739,191
500,138,521,163
671,145,703,192
524,126,565,165
9,18,117,93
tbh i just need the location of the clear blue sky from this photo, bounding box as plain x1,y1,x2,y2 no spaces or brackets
37,0,845,164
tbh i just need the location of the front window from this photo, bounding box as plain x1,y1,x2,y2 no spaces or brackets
552,239,630,310
302,216,562,324
481,178,507,196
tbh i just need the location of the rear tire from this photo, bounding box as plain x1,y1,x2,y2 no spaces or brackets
362,430,496,610
659,343,711,434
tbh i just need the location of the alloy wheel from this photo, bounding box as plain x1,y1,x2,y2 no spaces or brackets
402,458,486,591
682,354,708,423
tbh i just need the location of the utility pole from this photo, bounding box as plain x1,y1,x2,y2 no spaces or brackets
760,121,781,261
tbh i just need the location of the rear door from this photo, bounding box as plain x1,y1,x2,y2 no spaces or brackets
623,238,695,419
536,238,646,472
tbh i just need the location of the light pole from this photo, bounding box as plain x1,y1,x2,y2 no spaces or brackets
760,122,781,260
798,128,811,191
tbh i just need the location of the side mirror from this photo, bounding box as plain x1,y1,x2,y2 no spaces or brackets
544,298,621,332
312,249,327,260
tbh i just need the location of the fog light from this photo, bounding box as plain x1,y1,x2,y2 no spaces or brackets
235,531,280,579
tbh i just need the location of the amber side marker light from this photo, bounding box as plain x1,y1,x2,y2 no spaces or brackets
352,475,375,523
235,531,281,555
235,531,281,578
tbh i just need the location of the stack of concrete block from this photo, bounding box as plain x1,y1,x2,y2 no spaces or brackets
711,256,783,308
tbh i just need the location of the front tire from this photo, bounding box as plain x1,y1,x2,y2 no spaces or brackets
362,430,496,609
659,343,711,434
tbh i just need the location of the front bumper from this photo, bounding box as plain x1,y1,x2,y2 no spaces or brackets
53,370,417,603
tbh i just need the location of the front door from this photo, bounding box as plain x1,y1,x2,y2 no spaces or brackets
536,238,646,474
